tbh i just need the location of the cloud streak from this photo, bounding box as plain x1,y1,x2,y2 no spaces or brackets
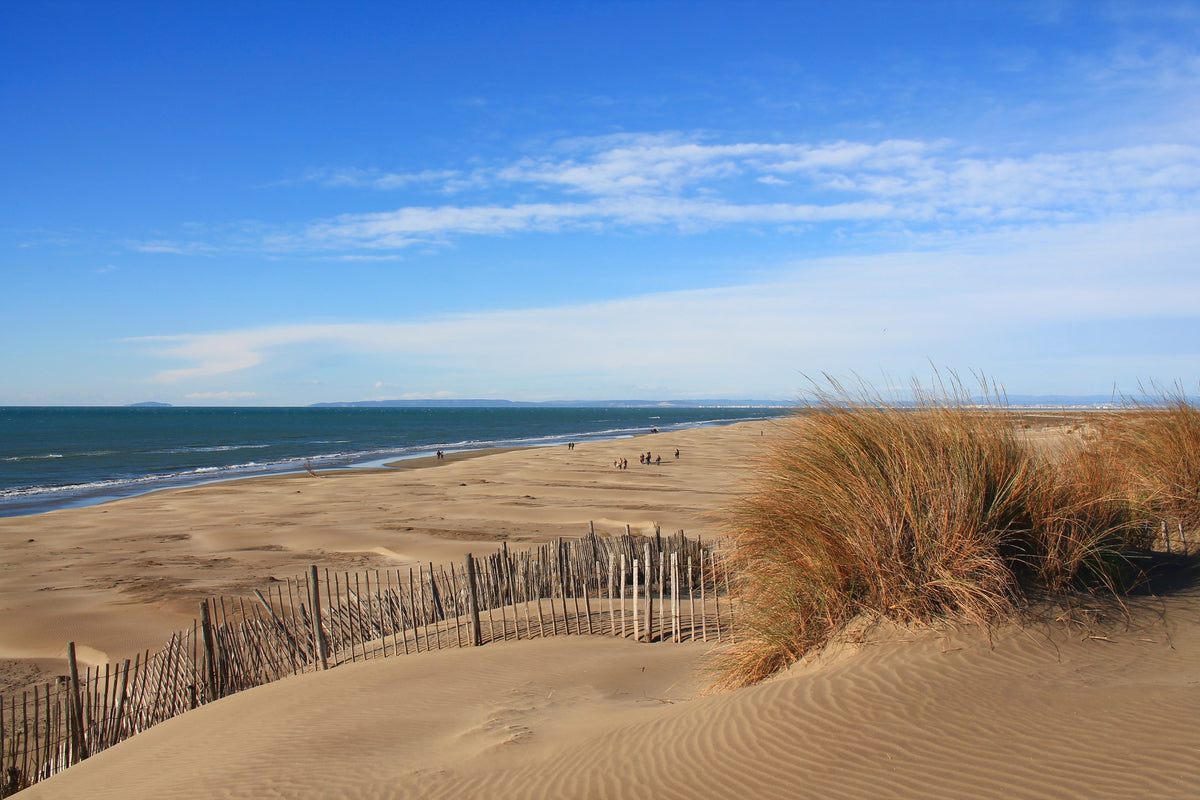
298,196,898,249
131,213,1200,397
136,133,1200,257
275,135,1200,252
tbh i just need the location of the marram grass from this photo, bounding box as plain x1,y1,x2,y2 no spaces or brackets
712,384,1156,691
1104,393,1200,536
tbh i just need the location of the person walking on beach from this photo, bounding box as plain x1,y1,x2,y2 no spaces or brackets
655,454,661,465
675,449,680,459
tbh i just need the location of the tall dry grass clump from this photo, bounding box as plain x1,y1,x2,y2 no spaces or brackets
1021,438,1142,592
1104,393,1200,541
714,382,1144,691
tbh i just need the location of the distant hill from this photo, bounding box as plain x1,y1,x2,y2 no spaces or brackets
309,395,1145,410
998,394,1121,407
100,396,1177,411
310,398,794,409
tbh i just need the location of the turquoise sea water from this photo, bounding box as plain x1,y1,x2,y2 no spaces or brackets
0,406,790,517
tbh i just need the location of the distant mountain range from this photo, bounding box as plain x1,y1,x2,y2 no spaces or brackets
309,398,794,409
120,395,1160,410
988,394,1125,407
310,395,1145,409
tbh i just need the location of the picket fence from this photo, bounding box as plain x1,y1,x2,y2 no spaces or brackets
0,528,734,796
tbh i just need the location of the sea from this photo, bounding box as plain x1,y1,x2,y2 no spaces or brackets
0,406,791,518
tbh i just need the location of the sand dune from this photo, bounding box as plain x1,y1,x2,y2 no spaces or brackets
24,577,1200,799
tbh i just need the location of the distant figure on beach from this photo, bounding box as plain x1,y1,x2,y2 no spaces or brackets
567,442,574,450
622,458,627,469
436,450,444,460
639,454,645,465
655,455,661,465
674,449,680,459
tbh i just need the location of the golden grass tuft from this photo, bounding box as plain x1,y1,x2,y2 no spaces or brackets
1104,392,1200,540
712,380,1151,691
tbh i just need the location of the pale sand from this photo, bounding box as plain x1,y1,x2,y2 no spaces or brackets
0,420,779,673
8,415,1200,798
23,586,1200,799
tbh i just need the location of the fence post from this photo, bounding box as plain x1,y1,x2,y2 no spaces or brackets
643,541,654,642
671,551,679,642
309,565,329,670
466,553,483,646
66,642,89,761
632,558,640,643
112,658,130,744
200,600,218,700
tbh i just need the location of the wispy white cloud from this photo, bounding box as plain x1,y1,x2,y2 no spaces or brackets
269,134,1200,251
494,134,781,195
324,253,405,262
296,196,897,249
130,130,1200,258
130,213,1200,396
297,167,463,190
17,228,78,248
301,201,596,248
126,239,216,255
185,391,260,401
132,329,278,380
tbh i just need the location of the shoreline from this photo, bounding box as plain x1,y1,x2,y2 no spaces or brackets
2,408,1110,521
0,412,788,520
0,444,537,521
382,445,530,470
0,419,785,671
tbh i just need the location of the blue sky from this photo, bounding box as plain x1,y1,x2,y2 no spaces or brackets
2,1,1198,405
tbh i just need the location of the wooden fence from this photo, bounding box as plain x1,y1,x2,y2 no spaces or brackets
0,528,734,796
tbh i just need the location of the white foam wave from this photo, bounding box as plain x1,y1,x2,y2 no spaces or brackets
156,444,273,454
1,453,64,462
0,457,308,502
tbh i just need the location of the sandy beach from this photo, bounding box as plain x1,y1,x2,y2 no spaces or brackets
0,420,780,684
5,417,1200,798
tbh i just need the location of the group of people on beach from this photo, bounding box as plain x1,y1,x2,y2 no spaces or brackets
611,448,679,469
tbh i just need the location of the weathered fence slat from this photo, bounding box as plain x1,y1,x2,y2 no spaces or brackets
1,530,727,797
